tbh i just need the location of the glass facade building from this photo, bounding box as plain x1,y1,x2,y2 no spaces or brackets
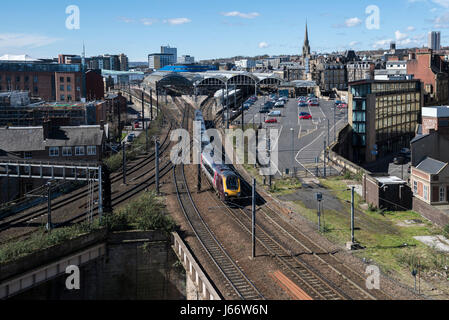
349,80,422,163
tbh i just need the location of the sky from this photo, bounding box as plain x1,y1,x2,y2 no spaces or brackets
1,0,449,61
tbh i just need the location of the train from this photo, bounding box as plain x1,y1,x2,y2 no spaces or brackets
194,109,241,200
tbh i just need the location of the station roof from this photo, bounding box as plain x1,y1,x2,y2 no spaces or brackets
143,70,286,90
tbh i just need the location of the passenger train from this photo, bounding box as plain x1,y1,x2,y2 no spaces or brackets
194,110,241,200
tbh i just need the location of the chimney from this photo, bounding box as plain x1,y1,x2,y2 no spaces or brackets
43,119,50,140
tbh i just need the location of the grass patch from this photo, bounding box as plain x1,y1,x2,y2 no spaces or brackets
306,177,447,280
270,178,302,195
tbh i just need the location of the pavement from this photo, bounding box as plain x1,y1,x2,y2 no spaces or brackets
234,97,348,177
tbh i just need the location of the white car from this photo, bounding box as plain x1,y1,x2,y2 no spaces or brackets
274,101,285,108
268,111,281,117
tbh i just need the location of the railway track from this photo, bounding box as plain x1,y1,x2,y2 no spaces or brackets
0,123,173,233
173,104,264,300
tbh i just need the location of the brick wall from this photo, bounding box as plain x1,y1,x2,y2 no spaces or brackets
413,197,449,227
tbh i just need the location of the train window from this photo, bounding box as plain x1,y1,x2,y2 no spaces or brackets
226,176,239,191
204,163,214,177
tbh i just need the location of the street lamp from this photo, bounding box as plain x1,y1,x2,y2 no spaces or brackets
290,128,295,177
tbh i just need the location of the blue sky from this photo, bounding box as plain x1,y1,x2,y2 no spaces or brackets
1,0,449,61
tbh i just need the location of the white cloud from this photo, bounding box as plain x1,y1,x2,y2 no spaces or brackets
432,0,449,8
221,11,260,19
406,26,416,32
118,17,135,23
0,33,60,49
349,41,360,47
258,41,269,49
372,39,393,48
164,18,191,25
395,30,408,41
141,18,158,26
345,17,362,27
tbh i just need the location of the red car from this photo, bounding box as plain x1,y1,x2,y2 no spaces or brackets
308,102,319,107
299,112,312,120
337,103,348,109
265,118,278,124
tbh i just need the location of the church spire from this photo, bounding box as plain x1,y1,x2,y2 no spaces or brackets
303,21,311,58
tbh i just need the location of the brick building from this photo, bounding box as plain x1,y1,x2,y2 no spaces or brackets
363,174,413,211
411,158,449,205
86,69,105,100
0,121,106,202
0,61,82,102
407,49,449,106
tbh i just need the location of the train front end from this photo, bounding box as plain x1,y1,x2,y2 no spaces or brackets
223,174,241,199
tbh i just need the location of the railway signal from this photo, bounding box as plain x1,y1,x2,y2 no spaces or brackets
316,192,323,232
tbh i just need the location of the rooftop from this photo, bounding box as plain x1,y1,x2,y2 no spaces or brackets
416,157,448,175
422,106,449,118
374,175,407,185
0,125,105,153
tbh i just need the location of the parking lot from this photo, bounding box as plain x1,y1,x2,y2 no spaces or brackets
234,95,348,177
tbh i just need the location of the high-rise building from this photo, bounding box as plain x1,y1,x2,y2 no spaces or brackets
118,53,129,71
428,31,441,51
148,53,174,70
161,46,177,65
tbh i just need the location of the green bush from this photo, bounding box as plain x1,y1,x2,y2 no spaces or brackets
444,224,449,239
104,191,175,233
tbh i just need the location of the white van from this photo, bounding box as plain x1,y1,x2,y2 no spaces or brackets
269,111,281,117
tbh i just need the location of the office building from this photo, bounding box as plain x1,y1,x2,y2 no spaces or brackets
161,46,177,65
178,55,195,65
428,31,441,51
349,79,422,163
148,53,174,70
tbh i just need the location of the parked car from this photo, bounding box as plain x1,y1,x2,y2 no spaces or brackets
265,118,278,124
337,103,348,109
259,108,270,113
133,121,141,129
335,100,343,105
298,102,308,107
269,111,281,117
275,101,285,108
299,112,312,120
308,101,319,107
399,148,411,158
394,156,407,165
127,133,136,143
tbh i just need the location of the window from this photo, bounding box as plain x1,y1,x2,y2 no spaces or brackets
87,146,97,156
60,77,64,82
413,181,418,194
67,85,72,91
23,152,32,159
60,95,65,101
49,147,59,157
62,147,72,157
34,87,38,94
424,185,429,201
33,76,38,83
67,77,71,83
60,85,64,91
75,146,85,156
440,187,445,202
67,95,72,101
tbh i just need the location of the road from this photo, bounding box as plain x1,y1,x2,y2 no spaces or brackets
236,96,348,177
